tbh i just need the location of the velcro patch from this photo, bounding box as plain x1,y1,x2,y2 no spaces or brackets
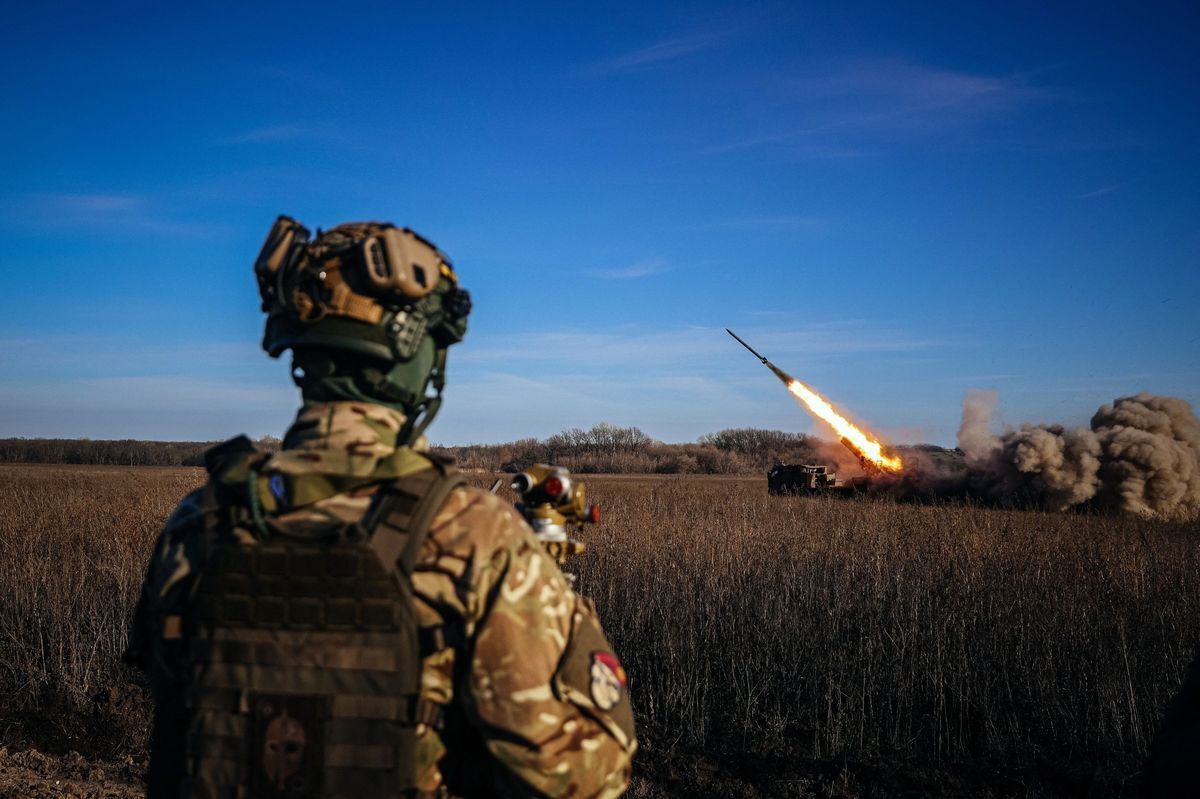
268,473,288,507
251,694,323,797
589,651,627,711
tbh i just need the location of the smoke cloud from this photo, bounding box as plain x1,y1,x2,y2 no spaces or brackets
957,389,1000,462
956,391,1200,520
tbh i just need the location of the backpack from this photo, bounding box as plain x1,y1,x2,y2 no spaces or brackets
177,439,465,798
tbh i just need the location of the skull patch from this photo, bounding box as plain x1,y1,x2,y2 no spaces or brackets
589,651,627,711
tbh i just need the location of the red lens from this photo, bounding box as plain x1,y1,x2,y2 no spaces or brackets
587,504,600,524
543,476,563,497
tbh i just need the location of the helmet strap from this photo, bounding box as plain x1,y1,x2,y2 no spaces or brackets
360,366,419,407
399,347,447,445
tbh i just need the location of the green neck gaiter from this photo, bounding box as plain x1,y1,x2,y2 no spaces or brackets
291,349,430,417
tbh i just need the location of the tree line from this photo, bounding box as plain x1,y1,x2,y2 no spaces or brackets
436,423,824,474
0,437,281,467
0,425,827,474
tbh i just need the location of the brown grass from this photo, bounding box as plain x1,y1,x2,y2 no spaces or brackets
571,477,1200,795
1,465,1197,796
0,465,200,755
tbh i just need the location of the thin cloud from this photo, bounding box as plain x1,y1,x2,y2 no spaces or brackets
433,372,627,444
942,373,1019,383
0,376,297,439
791,59,1051,108
435,370,770,445
585,259,669,280
28,192,143,215
1074,180,1134,199
0,335,268,377
717,215,826,231
456,323,938,368
591,30,728,73
4,192,224,236
704,58,1057,155
244,65,346,95
218,124,315,145
49,194,140,212
701,134,867,158
0,376,294,415
438,333,939,445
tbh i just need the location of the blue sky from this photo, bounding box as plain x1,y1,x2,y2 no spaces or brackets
1,1,1197,445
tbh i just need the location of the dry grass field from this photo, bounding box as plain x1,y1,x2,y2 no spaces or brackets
1,464,1198,797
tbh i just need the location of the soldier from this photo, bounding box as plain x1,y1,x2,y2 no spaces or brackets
125,219,636,798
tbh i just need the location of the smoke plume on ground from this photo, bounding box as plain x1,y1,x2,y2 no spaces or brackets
957,391,1200,520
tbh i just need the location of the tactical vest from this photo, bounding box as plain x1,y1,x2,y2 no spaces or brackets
179,447,464,799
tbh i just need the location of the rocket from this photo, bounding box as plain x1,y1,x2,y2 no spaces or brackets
725,329,794,385
726,328,903,474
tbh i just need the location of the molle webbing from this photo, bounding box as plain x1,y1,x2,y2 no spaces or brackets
193,545,405,631
361,458,464,578
182,462,465,799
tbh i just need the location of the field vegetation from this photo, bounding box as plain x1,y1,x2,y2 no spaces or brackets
0,464,1196,796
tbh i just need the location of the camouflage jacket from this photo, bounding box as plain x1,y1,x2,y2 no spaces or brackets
126,402,636,798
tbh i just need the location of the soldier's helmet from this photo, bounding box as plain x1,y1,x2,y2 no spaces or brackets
254,216,471,439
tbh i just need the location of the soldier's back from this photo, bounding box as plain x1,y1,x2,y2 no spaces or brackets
128,406,635,798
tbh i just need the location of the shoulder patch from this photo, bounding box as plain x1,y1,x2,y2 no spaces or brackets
268,473,288,506
589,651,628,711
552,598,636,748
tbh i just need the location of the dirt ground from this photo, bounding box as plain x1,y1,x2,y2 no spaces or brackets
0,745,1043,799
0,747,145,799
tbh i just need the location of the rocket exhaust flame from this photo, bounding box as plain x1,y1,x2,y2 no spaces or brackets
726,329,904,474
787,380,904,473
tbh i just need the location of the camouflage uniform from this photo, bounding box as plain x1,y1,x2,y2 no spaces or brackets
127,401,636,797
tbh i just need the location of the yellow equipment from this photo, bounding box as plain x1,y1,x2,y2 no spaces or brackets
504,465,599,574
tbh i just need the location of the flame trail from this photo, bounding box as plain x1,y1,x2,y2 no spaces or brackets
786,379,904,473
726,328,903,473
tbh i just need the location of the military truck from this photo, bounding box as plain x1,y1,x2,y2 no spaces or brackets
767,463,840,495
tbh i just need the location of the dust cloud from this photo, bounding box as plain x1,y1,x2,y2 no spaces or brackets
957,391,1200,520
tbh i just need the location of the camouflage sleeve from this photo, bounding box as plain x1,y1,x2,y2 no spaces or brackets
457,491,637,798
124,487,208,684
124,488,213,797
